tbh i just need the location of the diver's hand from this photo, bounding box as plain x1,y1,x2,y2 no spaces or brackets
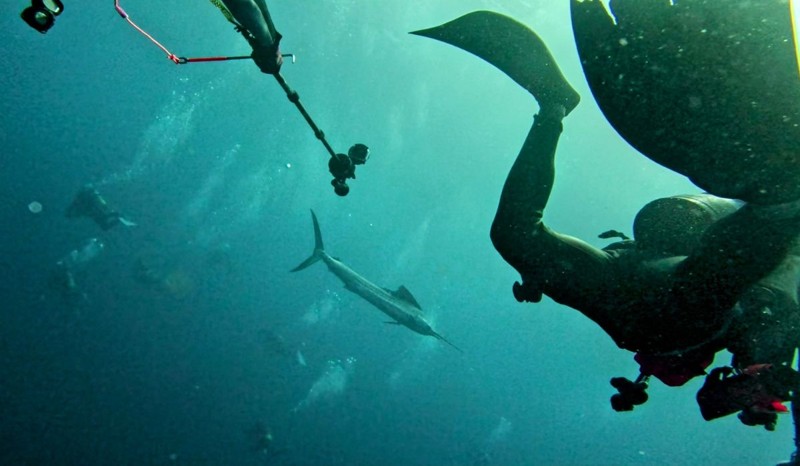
252,41,283,75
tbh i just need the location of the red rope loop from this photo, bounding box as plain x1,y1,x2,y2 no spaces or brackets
113,0,249,65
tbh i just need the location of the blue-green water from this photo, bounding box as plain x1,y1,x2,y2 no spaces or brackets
0,1,794,464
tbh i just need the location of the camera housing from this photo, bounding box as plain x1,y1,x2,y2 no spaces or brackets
21,0,64,34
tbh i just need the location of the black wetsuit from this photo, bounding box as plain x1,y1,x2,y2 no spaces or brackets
490,111,800,365
66,187,123,231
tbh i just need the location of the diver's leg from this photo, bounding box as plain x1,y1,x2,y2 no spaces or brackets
253,0,280,38
221,0,282,74
221,0,276,46
253,0,268,14
491,107,563,256
490,106,613,306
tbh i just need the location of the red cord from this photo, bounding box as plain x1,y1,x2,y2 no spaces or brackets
113,0,249,65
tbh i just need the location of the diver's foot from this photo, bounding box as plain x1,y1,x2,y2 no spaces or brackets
251,42,283,75
526,74,580,117
537,104,566,123
515,25,580,116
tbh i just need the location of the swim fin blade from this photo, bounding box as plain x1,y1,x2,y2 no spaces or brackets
569,0,800,204
411,10,579,114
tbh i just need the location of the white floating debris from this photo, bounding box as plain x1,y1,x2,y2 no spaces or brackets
28,201,42,214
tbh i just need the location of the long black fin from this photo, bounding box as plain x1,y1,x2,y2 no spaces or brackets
411,10,579,114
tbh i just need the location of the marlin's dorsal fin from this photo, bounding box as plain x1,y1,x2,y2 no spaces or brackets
392,285,422,309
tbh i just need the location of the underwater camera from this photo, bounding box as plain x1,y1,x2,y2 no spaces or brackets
21,0,64,34
329,143,370,197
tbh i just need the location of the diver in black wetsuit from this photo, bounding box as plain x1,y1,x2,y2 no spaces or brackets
413,8,800,438
66,185,135,231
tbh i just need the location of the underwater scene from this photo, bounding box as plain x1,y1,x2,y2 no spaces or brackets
3,1,800,465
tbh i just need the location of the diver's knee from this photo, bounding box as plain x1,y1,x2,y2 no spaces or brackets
490,220,542,258
489,221,513,255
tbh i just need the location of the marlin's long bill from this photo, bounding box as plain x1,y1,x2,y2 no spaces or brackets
433,331,464,354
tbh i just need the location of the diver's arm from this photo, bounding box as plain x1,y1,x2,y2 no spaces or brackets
670,206,800,328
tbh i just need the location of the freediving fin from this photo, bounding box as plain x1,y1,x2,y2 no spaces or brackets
569,0,800,204
411,10,579,114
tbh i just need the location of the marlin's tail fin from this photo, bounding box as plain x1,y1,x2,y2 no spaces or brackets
291,210,325,272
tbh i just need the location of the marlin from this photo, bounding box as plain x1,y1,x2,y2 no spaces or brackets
292,210,462,353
